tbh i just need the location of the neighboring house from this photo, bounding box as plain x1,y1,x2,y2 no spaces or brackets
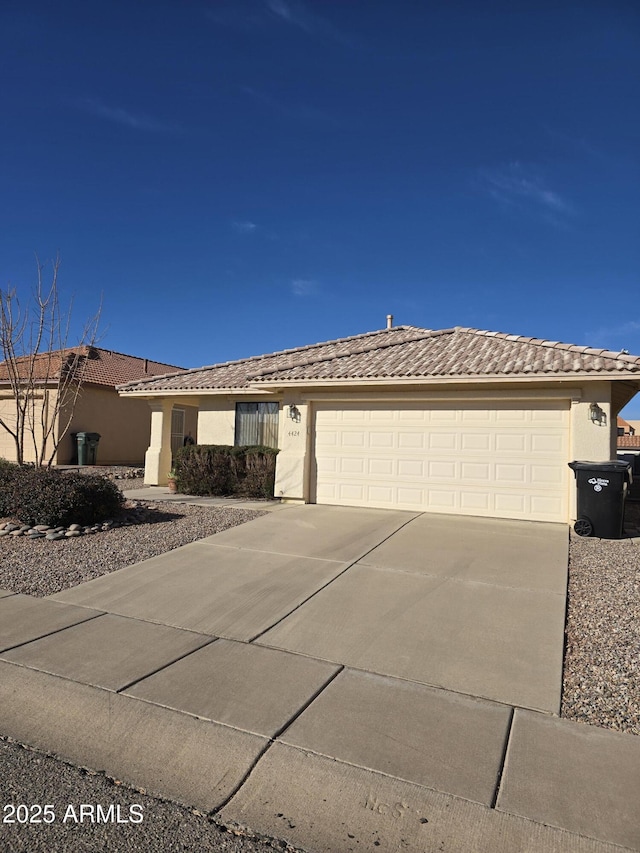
617,416,635,436
118,324,640,524
0,347,187,465
616,434,640,501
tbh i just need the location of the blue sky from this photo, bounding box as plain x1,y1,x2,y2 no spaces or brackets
2,1,640,414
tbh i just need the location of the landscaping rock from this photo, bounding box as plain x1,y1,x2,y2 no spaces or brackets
0,497,264,551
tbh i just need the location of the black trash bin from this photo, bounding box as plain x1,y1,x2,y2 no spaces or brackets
568,460,632,539
75,432,101,466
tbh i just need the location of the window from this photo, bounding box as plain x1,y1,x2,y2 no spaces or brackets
235,402,279,448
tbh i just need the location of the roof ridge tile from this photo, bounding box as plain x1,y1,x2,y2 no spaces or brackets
461,328,640,365
248,327,438,379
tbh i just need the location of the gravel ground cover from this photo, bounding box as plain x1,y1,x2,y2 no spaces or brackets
0,501,265,597
0,461,265,596
561,503,640,736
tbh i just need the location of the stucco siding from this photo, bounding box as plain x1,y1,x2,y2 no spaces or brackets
197,399,237,446
569,382,613,464
0,396,18,460
1,385,152,466
274,393,307,500
0,390,58,464
65,386,158,465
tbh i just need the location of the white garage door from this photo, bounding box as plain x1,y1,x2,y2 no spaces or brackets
313,401,570,522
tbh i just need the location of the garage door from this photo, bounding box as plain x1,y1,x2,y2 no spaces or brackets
313,401,570,522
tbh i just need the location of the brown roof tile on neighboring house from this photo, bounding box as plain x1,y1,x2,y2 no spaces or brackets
617,435,640,449
117,326,640,394
0,347,185,388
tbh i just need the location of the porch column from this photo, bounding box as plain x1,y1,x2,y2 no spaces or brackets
144,400,174,485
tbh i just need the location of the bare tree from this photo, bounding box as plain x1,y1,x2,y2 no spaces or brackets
0,255,102,466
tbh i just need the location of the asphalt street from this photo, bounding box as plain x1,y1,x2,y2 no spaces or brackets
0,737,299,853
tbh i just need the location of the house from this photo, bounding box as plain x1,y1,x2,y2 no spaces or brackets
117,324,640,523
617,416,635,436
616,434,640,501
0,347,187,465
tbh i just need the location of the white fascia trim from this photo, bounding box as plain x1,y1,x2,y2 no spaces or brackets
118,388,279,399
250,373,635,389
296,388,583,403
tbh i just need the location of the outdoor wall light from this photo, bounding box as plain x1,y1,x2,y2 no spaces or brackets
589,402,607,426
288,404,301,421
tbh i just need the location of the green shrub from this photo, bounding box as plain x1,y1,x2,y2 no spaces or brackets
174,444,235,496
6,469,124,527
174,445,278,499
240,446,279,499
0,458,20,517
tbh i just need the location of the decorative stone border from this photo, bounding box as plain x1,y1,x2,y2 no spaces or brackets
0,501,160,542
0,521,118,540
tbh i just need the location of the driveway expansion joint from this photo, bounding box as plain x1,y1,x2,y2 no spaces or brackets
208,665,347,817
271,665,345,742
115,636,220,694
490,706,515,809
247,511,425,643
0,608,106,655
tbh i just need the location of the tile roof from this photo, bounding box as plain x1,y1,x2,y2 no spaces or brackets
0,347,185,388
617,435,640,449
118,326,640,394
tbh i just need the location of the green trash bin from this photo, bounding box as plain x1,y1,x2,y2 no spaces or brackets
75,432,101,466
75,432,87,466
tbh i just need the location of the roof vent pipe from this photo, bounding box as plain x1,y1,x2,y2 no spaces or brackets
386,314,393,329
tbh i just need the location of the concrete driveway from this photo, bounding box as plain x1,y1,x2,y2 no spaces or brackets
1,505,639,852
46,505,566,712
